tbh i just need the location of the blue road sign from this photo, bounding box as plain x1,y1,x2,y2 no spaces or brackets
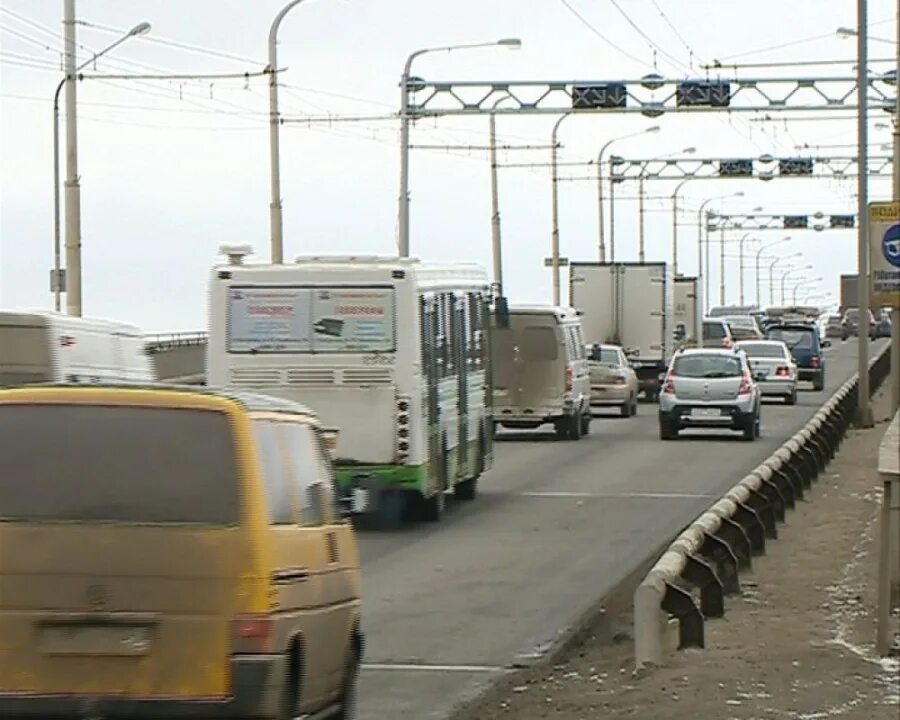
883,223,900,269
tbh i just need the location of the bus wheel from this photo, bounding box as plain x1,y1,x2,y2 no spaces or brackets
419,491,445,521
454,477,477,501
374,490,406,531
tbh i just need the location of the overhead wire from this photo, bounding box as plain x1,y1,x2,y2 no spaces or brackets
555,0,651,68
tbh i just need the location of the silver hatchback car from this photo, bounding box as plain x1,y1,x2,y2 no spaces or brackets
658,348,761,441
734,339,798,405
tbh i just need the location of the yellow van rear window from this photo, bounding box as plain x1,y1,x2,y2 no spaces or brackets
0,404,240,524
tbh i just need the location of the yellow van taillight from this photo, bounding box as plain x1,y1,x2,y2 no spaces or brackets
232,614,273,653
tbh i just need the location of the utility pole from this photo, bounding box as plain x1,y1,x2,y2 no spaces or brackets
719,227,726,306
549,112,571,306
63,0,83,317
609,169,618,263
892,0,900,414
267,0,305,265
488,97,507,294
638,176,646,262
856,0,873,426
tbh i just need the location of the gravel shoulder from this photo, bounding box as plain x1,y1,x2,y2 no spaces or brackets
458,388,900,720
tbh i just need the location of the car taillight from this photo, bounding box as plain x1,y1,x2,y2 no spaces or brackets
232,614,273,653
721,337,733,348
738,373,753,396
775,366,791,377
565,365,573,393
810,356,820,369
662,375,676,395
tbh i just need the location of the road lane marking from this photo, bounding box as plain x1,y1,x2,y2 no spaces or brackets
517,491,720,500
362,662,507,673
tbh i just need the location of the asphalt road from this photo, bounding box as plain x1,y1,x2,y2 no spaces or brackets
356,340,881,720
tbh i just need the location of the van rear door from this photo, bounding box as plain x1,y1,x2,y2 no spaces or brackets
0,401,252,700
505,315,565,412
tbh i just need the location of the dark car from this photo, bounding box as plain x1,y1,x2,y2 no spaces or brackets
841,308,876,341
765,323,827,391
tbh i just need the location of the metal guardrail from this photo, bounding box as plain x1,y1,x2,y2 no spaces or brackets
634,343,893,669
144,331,208,354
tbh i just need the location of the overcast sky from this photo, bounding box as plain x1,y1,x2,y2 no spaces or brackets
1,0,896,331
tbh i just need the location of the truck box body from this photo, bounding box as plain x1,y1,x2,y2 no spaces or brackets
839,274,858,315
673,276,701,345
569,262,673,398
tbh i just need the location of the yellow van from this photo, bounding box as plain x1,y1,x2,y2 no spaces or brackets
0,384,362,720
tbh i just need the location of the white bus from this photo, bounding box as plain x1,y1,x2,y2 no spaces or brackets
206,252,494,528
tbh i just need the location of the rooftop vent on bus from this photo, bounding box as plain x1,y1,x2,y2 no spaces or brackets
219,245,254,266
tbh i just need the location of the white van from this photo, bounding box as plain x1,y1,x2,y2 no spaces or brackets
0,311,154,386
491,304,591,440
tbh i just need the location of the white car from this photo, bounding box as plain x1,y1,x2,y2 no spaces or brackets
585,343,639,417
734,340,798,405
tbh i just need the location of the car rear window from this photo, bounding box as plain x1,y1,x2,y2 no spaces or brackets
703,322,726,340
767,327,814,350
737,343,785,358
672,354,742,378
0,404,240,524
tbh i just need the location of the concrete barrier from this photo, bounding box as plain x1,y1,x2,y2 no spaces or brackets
634,344,893,670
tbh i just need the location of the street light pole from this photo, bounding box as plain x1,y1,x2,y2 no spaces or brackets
489,94,510,295
855,0,873,426
550,111,572,305
756,236,791,307
595,125,660,262
719,227,726,305
638,176,646,262
739,233,751,306
781,266,812,305
52,19,151,313
62,0,83,317
609,164,619,263
398,38,521,258
267,0,306,265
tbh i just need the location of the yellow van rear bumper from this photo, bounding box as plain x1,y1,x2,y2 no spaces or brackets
0,654,285,719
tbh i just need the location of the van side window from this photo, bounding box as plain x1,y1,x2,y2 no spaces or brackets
281,422,327,526
314,430,343,522
572,326,586,360
252,420,294,524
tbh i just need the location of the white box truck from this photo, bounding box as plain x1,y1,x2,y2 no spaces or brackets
673,275,701,346
570,262,674,401
0,311,154,386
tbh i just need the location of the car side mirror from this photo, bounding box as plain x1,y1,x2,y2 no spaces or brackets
753,371,766,382
822,339,832,348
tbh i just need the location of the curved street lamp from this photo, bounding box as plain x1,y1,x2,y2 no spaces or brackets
596,125,660,261
398,38,521,258
53,19,151,312
755,236,791,307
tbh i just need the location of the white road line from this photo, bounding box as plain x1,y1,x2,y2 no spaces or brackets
518,491,719,500
362,663,506,673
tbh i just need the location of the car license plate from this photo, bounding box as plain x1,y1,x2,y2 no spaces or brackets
352,488,369,513
691,407,721,418
40,624,152,656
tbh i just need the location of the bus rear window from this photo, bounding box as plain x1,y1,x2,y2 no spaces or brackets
0,405,240,524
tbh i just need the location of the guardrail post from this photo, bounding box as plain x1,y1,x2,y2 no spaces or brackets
700,532,740,594
661,582,704,650
743,487,777,539
731,502,766,555
682,554,725,618
717,516,753,569
757,475,788,519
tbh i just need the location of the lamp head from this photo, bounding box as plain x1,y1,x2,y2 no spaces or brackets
497,38,522,50
128,21,152,36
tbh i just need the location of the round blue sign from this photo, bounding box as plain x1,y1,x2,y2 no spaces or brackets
883,223,900,268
